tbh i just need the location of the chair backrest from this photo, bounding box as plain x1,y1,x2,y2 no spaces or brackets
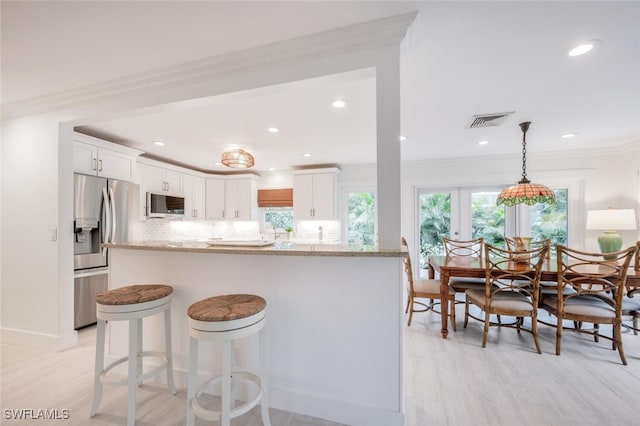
635,241,640,272
443,237,483,260
505,237,551,262
555,245,636,309
401,237,414,293
484,242,550,303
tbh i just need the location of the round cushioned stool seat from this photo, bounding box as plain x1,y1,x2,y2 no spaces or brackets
188,294,266,321
186,294,270,426
97,284,173,306
91,284,176,426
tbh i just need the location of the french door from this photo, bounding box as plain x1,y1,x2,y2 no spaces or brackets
417,186,568,277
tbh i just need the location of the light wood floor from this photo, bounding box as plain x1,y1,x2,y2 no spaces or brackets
2,305,639,425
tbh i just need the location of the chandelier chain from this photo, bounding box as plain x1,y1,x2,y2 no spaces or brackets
521,131,528,181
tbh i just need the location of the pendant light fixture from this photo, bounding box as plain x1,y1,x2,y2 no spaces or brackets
496,121,556,207
221,148,254,169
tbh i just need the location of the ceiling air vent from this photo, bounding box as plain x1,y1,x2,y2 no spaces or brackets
468,111,515,128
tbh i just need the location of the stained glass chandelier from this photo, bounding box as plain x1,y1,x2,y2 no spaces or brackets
496,121,556,207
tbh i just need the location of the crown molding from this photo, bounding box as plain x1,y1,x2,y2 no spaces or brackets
1,12,417,120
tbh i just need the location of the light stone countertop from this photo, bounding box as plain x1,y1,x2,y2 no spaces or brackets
103,240,406,258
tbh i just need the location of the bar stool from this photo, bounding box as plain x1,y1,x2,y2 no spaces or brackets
91,284,176,426
187,294,270,426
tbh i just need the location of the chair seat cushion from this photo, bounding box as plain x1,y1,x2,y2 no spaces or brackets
622,297,640,314
449,277,485,291
188,294,266,322
541,295,615,320
465,288,533,313
413,279,455,297
96,284,173,305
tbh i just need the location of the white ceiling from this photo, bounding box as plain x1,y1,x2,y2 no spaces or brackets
3,1,639,173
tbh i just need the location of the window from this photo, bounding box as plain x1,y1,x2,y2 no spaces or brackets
263,207,294,231
347,192,376,245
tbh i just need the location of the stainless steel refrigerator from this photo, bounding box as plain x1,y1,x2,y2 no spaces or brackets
73,174,138,329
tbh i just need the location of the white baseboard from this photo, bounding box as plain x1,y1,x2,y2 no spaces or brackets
0,327,78,351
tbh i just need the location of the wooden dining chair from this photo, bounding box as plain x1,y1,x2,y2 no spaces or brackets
402,237,456,329
464,242,549,352
540,245,636,365
505,237,551,262
622,242,640,335
442,237,485,296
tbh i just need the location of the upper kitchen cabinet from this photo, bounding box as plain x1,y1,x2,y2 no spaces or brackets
140,162,183,196
225,175,259,220
73,132,143,182
183,173,206,220
205,177,226,220
205,175,259,220
293,169,340,220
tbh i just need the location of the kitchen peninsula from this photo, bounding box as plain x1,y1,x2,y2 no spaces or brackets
104,241,406,426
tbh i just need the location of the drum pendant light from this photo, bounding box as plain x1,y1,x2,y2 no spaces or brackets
221,149,254,169
496,122,556,207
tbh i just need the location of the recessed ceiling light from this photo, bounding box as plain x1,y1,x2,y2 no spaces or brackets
478,140,489,145
303,153,312,157
568,40,599,57
153,141,165,146
267,127,279,133
561,132,577,139
268,167,276,171
214,162,222,166
399,136,407,141
332,99,347,109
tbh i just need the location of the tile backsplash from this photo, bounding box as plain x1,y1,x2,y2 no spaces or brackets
137,219,260,241
294,220,340,241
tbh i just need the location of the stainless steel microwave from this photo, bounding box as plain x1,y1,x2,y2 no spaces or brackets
146,192,185,218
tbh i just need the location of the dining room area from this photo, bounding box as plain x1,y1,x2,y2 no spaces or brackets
402,200,640,424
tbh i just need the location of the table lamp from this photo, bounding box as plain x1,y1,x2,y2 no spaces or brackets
586,208,637,260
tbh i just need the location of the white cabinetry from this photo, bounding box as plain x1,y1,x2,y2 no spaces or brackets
205,178,226,220
205,176,258,220
73,133,142,182
183,174,206,220
293,170,339,220
225,178,258,220
141,163,182,196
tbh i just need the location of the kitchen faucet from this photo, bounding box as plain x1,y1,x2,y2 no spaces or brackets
272,223,277,240
318,225,323,241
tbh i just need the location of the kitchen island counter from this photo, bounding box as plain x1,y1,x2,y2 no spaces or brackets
104,240,405,257
105,241,406,426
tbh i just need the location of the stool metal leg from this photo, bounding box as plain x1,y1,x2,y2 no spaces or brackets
222,339,232,426
90,319,106,417
164,308,176,394
259,325,271,426
127,319,138,426
186,336,198,426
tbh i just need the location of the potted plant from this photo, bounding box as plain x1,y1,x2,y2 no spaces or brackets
284,227,294,240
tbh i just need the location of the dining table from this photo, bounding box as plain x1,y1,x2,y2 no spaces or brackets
428,255,640,339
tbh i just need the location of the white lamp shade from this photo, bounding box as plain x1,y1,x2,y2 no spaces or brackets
586,209,637,231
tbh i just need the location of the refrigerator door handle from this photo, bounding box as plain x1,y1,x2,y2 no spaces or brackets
101,188,111,255
109,187,117,244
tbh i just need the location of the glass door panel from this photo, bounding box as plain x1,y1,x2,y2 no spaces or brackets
418,191,453,274
470,190,506,247
527,188,568,256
